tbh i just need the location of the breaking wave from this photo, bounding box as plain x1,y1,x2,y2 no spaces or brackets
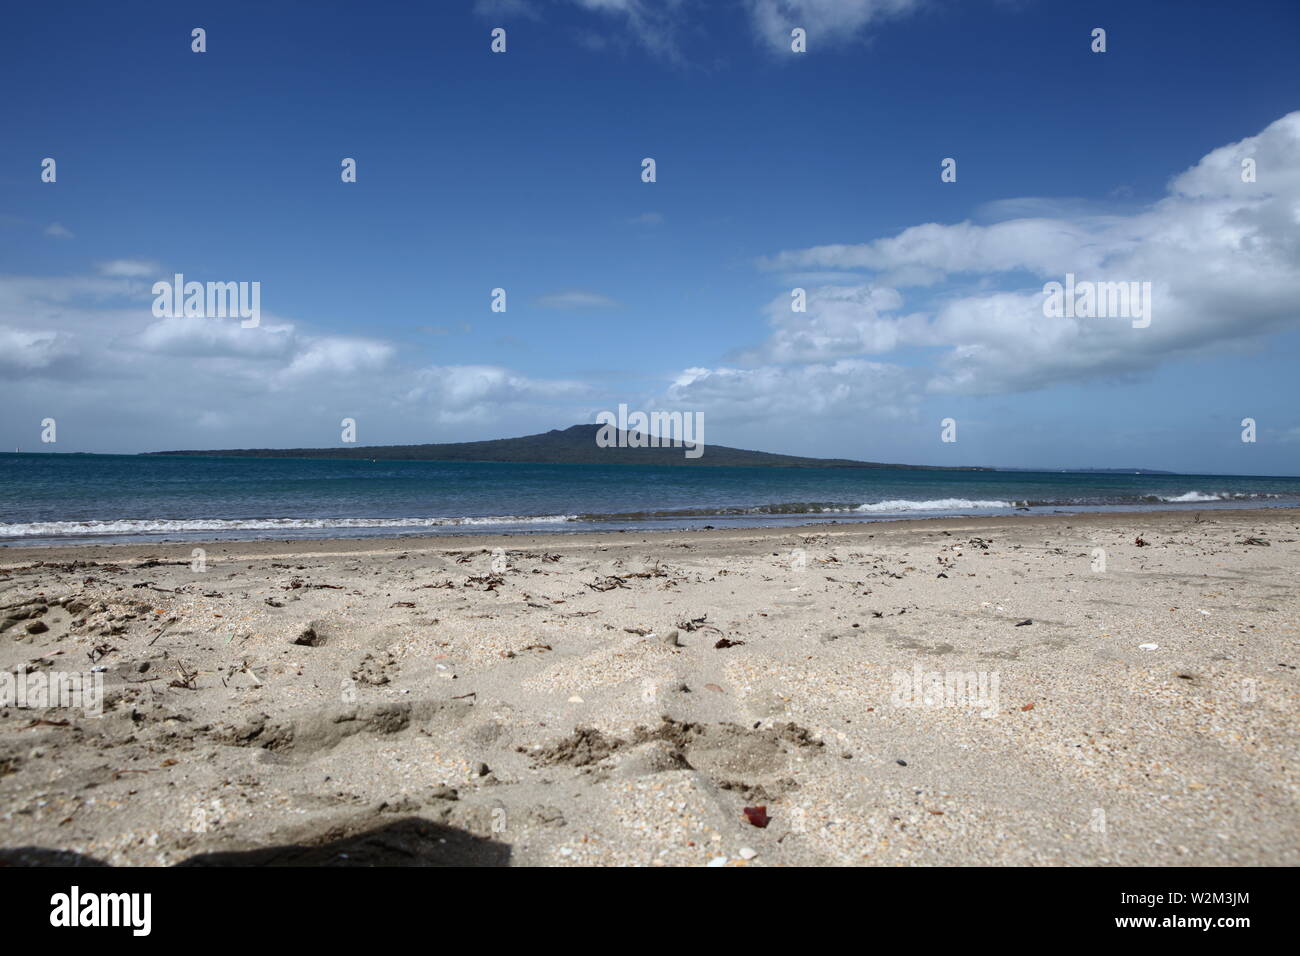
584,499,1019,520
0,493,1293,541
852,498,1014,513
0,515,579,538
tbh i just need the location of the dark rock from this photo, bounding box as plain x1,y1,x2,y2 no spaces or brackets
293,623,327,647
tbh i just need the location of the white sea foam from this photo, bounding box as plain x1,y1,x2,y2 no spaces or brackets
0,515,579,538
1160,491,1222,502
852,498,1014,513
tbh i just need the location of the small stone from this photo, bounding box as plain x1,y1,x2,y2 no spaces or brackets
662,630,681,647
25,620,49,635
474,762,491,777
707,856,728,867
292,625,325,647
738,847,757,860
568,695,584,703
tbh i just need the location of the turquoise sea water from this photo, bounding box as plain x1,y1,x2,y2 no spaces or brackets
1,452,1298,546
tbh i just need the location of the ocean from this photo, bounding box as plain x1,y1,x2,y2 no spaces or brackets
2,452,1298,546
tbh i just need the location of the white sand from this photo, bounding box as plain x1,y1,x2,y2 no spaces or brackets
1,508,1296,866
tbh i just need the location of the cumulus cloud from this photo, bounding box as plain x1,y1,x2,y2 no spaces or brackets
404,365,592,424
664,360,920,425
0,327,78,372
736,111,1300,399
741,284,917,363
133,315,297,360
0,266,593,449
279,337,396,382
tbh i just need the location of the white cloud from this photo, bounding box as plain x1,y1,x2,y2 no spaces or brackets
279,336,396,382
134,315,297,360
0,326,77,372
472,0,921,60
664,360,920,424
536,289,623,309
570,0,688,61
742,283,915,363
44,222,75,239
96,259,159,278
404,365,592,424
745,111,1300,397
745,0,924,54
763,218,1115,280
0,265,590,449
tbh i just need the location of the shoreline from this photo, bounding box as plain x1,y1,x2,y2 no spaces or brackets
4,506,1298,564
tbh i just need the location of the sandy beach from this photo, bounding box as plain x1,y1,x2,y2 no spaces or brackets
1,508,1296,866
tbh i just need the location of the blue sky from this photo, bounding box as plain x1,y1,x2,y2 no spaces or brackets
2,0,1299,474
